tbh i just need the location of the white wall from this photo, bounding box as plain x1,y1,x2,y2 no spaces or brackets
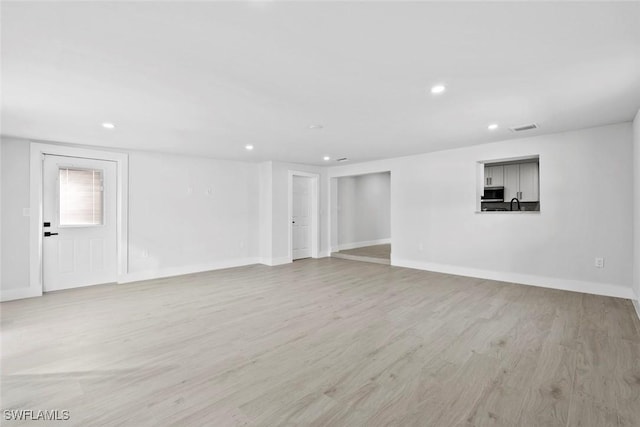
337,172,390,249
0,136,2,293
633,110,640,310
125,151,260,281
3,121,636,302
0,138,333,297
328,123,635,298
258,161,273,264
0,137,262,294
0,138,30,290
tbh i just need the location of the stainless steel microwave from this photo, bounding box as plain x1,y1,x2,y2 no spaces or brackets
482,186,504,202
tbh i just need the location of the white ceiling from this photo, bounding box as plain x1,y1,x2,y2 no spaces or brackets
2,1,640,165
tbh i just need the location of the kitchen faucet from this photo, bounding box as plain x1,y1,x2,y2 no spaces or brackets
510,197,521,211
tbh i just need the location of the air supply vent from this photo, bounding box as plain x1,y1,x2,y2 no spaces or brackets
509,123,538,132
336,157,348,162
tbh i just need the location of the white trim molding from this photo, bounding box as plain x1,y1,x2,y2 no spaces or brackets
393,257,635,300
0,287,42,302
120,257,260,284
27,143,129,300
318,250,331,258
260,256,292,267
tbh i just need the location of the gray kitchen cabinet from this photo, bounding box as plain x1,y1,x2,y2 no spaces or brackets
503,162,539,202
484,165,504,187
518,162,539,201
503,164,520,200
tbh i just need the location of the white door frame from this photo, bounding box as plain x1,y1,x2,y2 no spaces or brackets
28,142,129,298
287,171,319,262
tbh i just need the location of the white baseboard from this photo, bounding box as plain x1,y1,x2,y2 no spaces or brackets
119,257,261,284
337,238,391,252
633,298,640,323
260,256,291,267
392,257,634,300
1,287,42,302
317,250,331,258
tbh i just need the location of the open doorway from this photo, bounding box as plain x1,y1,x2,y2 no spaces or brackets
331,171,391,265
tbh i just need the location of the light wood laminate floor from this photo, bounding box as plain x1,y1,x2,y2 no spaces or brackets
332,244,391,265
1,258,639,426
338,244,391,260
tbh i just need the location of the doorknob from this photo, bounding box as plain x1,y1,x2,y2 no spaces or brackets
44,232,59,237
292,221,296,224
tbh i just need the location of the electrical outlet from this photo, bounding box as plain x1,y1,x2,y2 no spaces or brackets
594,257,604,268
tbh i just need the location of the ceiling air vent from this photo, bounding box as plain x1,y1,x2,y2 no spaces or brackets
336,157,348,162
509,123,538,132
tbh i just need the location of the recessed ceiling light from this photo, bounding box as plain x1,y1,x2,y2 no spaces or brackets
245,144,254,151
488,123,499,130
323,156,331,161
309,124,324,130
102,122,115,129
430,84,446,94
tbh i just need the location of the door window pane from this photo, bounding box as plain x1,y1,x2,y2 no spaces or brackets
59,168,104,226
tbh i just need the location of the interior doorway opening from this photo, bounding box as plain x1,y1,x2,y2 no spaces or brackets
331,171,391,265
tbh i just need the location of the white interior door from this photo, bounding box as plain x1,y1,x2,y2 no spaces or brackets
43,155,117,291
292,176,312,260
